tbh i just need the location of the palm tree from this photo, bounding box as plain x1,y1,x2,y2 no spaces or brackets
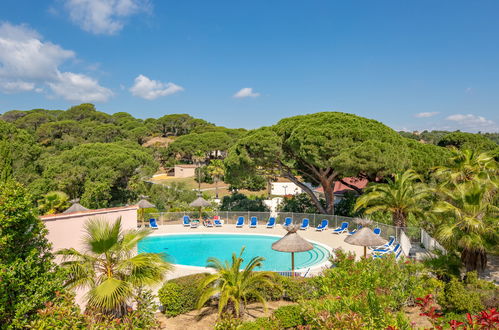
432,182,499,272
354,169,431,227
197,247,278,318
192,150,206,193
38,191,70,215
434,149,497,187
58,217,171,316
207,159,225,199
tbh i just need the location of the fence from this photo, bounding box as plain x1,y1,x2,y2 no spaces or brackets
145,211,422,244
420,229,446,254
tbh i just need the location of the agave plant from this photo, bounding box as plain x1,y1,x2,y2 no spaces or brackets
197,247,278,317
58,217,171,316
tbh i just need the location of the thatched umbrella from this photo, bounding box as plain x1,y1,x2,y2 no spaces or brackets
190,196,211,219
137,199,156,209
63,199,89,214
272,225,313,276
344,227,387,258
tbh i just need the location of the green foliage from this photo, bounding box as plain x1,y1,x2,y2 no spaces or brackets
0,181,66,328
355,169,431,227
278,193,324,213
147,182,198,211
220,193,269,212
57,217,171,315
29,291,87,329
422,250,462,282
272,304,305,328
40,141,158,206
158,273,209,317
238,317,277,330
225,112,449,214
38,191,70,215
438,131,498,152
197,247,280,317
195,165,214,184
334,191,362,217
279,276,317,302
437,272,499,315
0,120,41,185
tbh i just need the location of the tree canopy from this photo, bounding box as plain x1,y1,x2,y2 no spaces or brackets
225,112,449,214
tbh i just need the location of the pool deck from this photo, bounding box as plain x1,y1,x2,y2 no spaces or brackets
151,224,364,280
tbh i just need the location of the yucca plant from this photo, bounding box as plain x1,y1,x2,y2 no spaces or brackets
58,217,171,316
197,247,278,318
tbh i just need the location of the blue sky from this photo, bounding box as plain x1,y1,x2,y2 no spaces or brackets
0,0,498,132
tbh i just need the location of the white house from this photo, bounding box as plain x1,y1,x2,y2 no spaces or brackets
271,181,314,196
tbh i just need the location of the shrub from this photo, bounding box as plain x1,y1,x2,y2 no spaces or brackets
438,278,485,313
280,276,316,302
238,317,277,330
158,273,209,317
272,304,304,328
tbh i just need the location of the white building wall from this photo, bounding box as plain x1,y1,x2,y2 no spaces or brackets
271,182,313,196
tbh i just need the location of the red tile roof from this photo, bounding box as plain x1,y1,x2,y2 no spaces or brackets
314,177,368,194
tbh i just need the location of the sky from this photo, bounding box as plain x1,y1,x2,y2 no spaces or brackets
0,0,498,132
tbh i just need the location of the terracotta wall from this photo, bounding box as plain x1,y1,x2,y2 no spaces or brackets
41,206,138,252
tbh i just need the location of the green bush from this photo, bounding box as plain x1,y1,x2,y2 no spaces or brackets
438,278,485,314
272,304,304,328
158,273,209,317
238,317,277,330
280,276,317,302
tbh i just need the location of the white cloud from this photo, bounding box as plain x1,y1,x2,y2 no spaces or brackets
0,22,112,102
414,112,439,118
63,0,151,35
445,114,498,132
48,72,113,102
233,87,260,99
129,74,184,100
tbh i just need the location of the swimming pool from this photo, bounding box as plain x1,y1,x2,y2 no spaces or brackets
138,233,330,271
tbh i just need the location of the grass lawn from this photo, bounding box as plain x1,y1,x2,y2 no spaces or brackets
149,176,267,198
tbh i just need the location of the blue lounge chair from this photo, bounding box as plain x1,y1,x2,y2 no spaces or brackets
249,216,258,228
373,244,402,259
332,222,349,234
300,218,309,230
214,219,223,227
316,219,328,231
149,218,159,229
369,236,395,250
373,243,400,255
373,227,381,235
236,216,244,228
183,216,190,227
266,217,276,228
348,225,362,235
283,217,292,227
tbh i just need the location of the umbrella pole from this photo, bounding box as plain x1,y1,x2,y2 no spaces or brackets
199,207,202,220
291,252,295,277
364,246,367,258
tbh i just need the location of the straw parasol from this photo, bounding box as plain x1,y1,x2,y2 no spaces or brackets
137,198,156,209
189,196,211,219
344,227,387,258
272,225,313,276
63,198,89,214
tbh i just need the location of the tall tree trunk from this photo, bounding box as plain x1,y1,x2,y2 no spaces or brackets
392,210,406,227
462,248,487,272
323,182,335,215
215,178,219,199
284,173,327,214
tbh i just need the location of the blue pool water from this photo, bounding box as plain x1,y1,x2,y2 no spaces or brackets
138,234,330,271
